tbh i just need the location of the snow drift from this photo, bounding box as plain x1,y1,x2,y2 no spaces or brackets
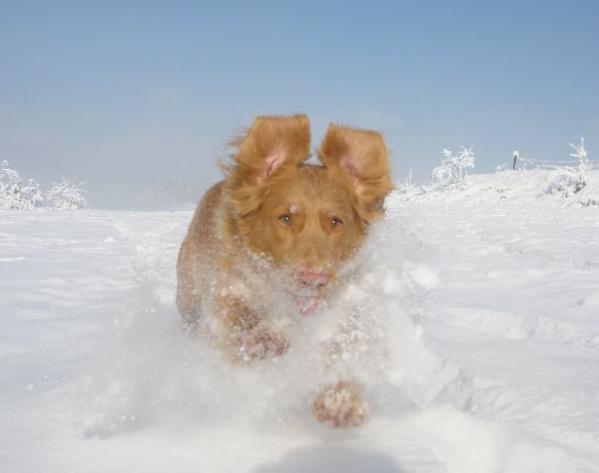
1,171,598,472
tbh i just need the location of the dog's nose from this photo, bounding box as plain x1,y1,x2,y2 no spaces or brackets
296,269,331,288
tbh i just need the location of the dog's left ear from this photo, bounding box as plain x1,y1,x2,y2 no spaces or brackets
318,124,394,223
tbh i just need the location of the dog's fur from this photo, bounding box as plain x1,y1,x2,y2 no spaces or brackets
176,114,393,427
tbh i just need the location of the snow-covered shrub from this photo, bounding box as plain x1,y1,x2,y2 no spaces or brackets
430,146,475,189
570,138,591,187
546,138,592,198
21,178,44,208
395,169,414,193
0,161,44,209
46,175,88,209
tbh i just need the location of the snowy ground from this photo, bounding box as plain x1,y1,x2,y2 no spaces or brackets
1,171,599,472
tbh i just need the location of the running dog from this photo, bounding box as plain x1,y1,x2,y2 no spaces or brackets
177,114,393,427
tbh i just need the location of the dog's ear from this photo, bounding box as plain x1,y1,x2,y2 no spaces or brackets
318,124,394,223
233,114,310,184
226,114,310,219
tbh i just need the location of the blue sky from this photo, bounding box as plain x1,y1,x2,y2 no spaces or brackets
1,1,598,208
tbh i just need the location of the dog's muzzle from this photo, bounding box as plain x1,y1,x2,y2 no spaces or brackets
293,269,332,315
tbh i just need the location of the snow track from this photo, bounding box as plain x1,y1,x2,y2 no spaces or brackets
1,181,598,472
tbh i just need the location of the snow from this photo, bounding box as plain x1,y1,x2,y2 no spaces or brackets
1,171,599,472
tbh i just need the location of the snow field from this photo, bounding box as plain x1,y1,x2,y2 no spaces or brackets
1,172,599,472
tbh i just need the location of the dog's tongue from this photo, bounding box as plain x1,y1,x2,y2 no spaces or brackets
294,295,320,315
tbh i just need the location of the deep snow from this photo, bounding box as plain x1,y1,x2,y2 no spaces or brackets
1,170,598,472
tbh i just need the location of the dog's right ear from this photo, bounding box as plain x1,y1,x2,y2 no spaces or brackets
226,114,310,219
232,114,311,184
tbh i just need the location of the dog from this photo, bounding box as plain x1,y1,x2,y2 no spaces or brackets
176,114,393,427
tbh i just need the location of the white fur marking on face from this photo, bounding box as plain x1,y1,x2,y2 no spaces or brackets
289,203,300,214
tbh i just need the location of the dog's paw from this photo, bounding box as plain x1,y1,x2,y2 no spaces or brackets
240,328,289,362
312,381,369,428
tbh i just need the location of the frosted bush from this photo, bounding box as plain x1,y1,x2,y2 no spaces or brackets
430,146,475,189
46,176,88,209
0,161,89,210
570,138,591,188
396,169,420,195
546,138,592,197
21,178,44,208
0,161,43,210
0,161,23,209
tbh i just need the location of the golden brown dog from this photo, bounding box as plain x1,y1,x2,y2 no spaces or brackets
177,114,393,427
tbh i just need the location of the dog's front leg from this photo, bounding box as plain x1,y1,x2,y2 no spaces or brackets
215,295,289,363
311,341,369,428
312,380,369,428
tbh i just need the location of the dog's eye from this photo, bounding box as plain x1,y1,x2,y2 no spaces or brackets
278,214,292,226
330,216,344,229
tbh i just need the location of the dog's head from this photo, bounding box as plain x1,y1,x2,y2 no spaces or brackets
225,114,393,313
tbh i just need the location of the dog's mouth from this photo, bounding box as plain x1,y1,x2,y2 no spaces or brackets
291,269,332,315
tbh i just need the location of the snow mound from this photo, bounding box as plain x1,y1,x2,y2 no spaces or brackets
400,169,599,207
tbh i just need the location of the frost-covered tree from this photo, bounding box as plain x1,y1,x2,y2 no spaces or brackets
546,138,592,197
570,137,591,189
21,178,44,208
0,160,21,209
430,146,475,189
46,175,88,209
0,161,44,209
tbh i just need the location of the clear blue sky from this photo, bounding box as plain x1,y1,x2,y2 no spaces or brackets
1,0,598,208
